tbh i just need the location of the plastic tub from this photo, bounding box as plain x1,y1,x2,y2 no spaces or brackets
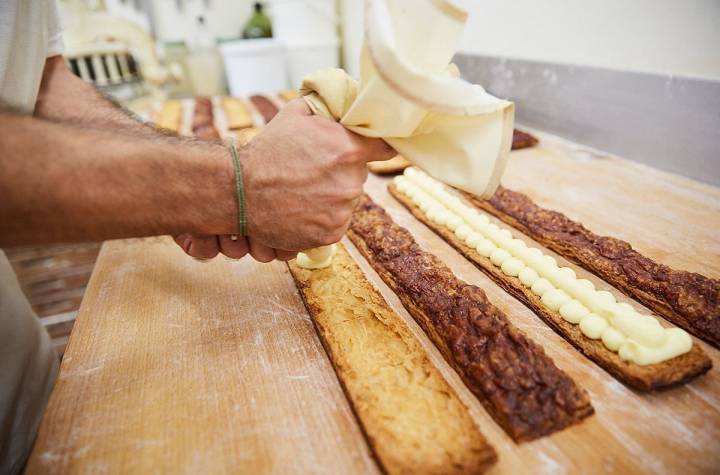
285,39,340,89
220,38,289,95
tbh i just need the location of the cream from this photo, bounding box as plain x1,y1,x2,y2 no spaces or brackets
296,244,338,269
394,168,692,365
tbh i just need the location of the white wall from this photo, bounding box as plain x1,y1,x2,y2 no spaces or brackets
340,0,364,77
149,0,253,42
457,0,720,79
150,0,338,44
340,0,720,80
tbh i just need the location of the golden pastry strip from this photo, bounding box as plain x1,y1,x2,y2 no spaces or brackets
289,244,497,474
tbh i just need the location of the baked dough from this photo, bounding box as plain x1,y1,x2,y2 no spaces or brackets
234,127,258,146
249,95,279,124
395,168,691,365
368,155,411,175
463,185,720,349
289,244,497,474
349,194,593,441
153,100,182,131
389,170,711,390
222,97,254,129
278,89,299,102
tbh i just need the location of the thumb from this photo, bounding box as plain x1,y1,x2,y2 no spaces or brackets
357,136,397,163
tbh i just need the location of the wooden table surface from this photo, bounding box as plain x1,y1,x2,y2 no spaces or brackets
26,132,720,474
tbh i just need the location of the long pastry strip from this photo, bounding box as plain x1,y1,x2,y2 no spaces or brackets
278,89,299,102
249,95,279,123
368,155,412,175
234,127,259,146
367,129,538,176
221,96,254,130
192,96,220,140
153,100,182,131
389,176,711,391
289,245,497,474
511,129,538,150
348,195,593,442
462,186,720,349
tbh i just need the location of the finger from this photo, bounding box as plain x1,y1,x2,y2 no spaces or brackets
248,238,277,263
355,136,396,163
274,249,298,262
186,235,220,260
350,195,362,213
174,234,193,254
218,235,250,259
356,160,369,185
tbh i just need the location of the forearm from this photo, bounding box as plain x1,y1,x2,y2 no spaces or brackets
0,111,236,246
34,56,164,137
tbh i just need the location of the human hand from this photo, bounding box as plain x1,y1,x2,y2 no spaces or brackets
240,99,395,251
174,234,297,262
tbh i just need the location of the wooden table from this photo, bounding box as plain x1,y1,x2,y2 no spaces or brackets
26,132,720,474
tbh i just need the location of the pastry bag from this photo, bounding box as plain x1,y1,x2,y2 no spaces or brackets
297,0,514,268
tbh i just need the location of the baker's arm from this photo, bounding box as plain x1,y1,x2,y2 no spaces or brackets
31,55,266,260
34,55,162,136
0,101,394,251
0,110,234,246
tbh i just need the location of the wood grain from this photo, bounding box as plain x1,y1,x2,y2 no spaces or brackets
26,127,720,474
26,238,378,474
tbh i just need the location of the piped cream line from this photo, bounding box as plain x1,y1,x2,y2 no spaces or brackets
394,167,692,366
296,244,338,270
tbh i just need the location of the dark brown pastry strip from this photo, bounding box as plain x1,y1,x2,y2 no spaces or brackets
250,95,280,124
192,96,213,126
192,96,220,140
462,186,720,349
511,129,538,150
389,184,712,391
348,194,593,442
368,129,539,177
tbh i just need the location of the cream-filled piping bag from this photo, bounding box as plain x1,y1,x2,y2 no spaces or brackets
296,0,514,269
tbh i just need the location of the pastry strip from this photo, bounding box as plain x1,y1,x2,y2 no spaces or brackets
221,96,254,130
278,89,299,102
390,183,712,391
249,95,280,123
234,127,259,146
367,129,538,176
153,100,182,132
368,155,412,175
289,244,497,474
192,96,220,140
462,186,720,349
348,195,593,442
511,129,538,150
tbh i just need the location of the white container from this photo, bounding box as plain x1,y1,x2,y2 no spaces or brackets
186,51,226,96
285,39,340,89
271,0,337,43
220,39,289,96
